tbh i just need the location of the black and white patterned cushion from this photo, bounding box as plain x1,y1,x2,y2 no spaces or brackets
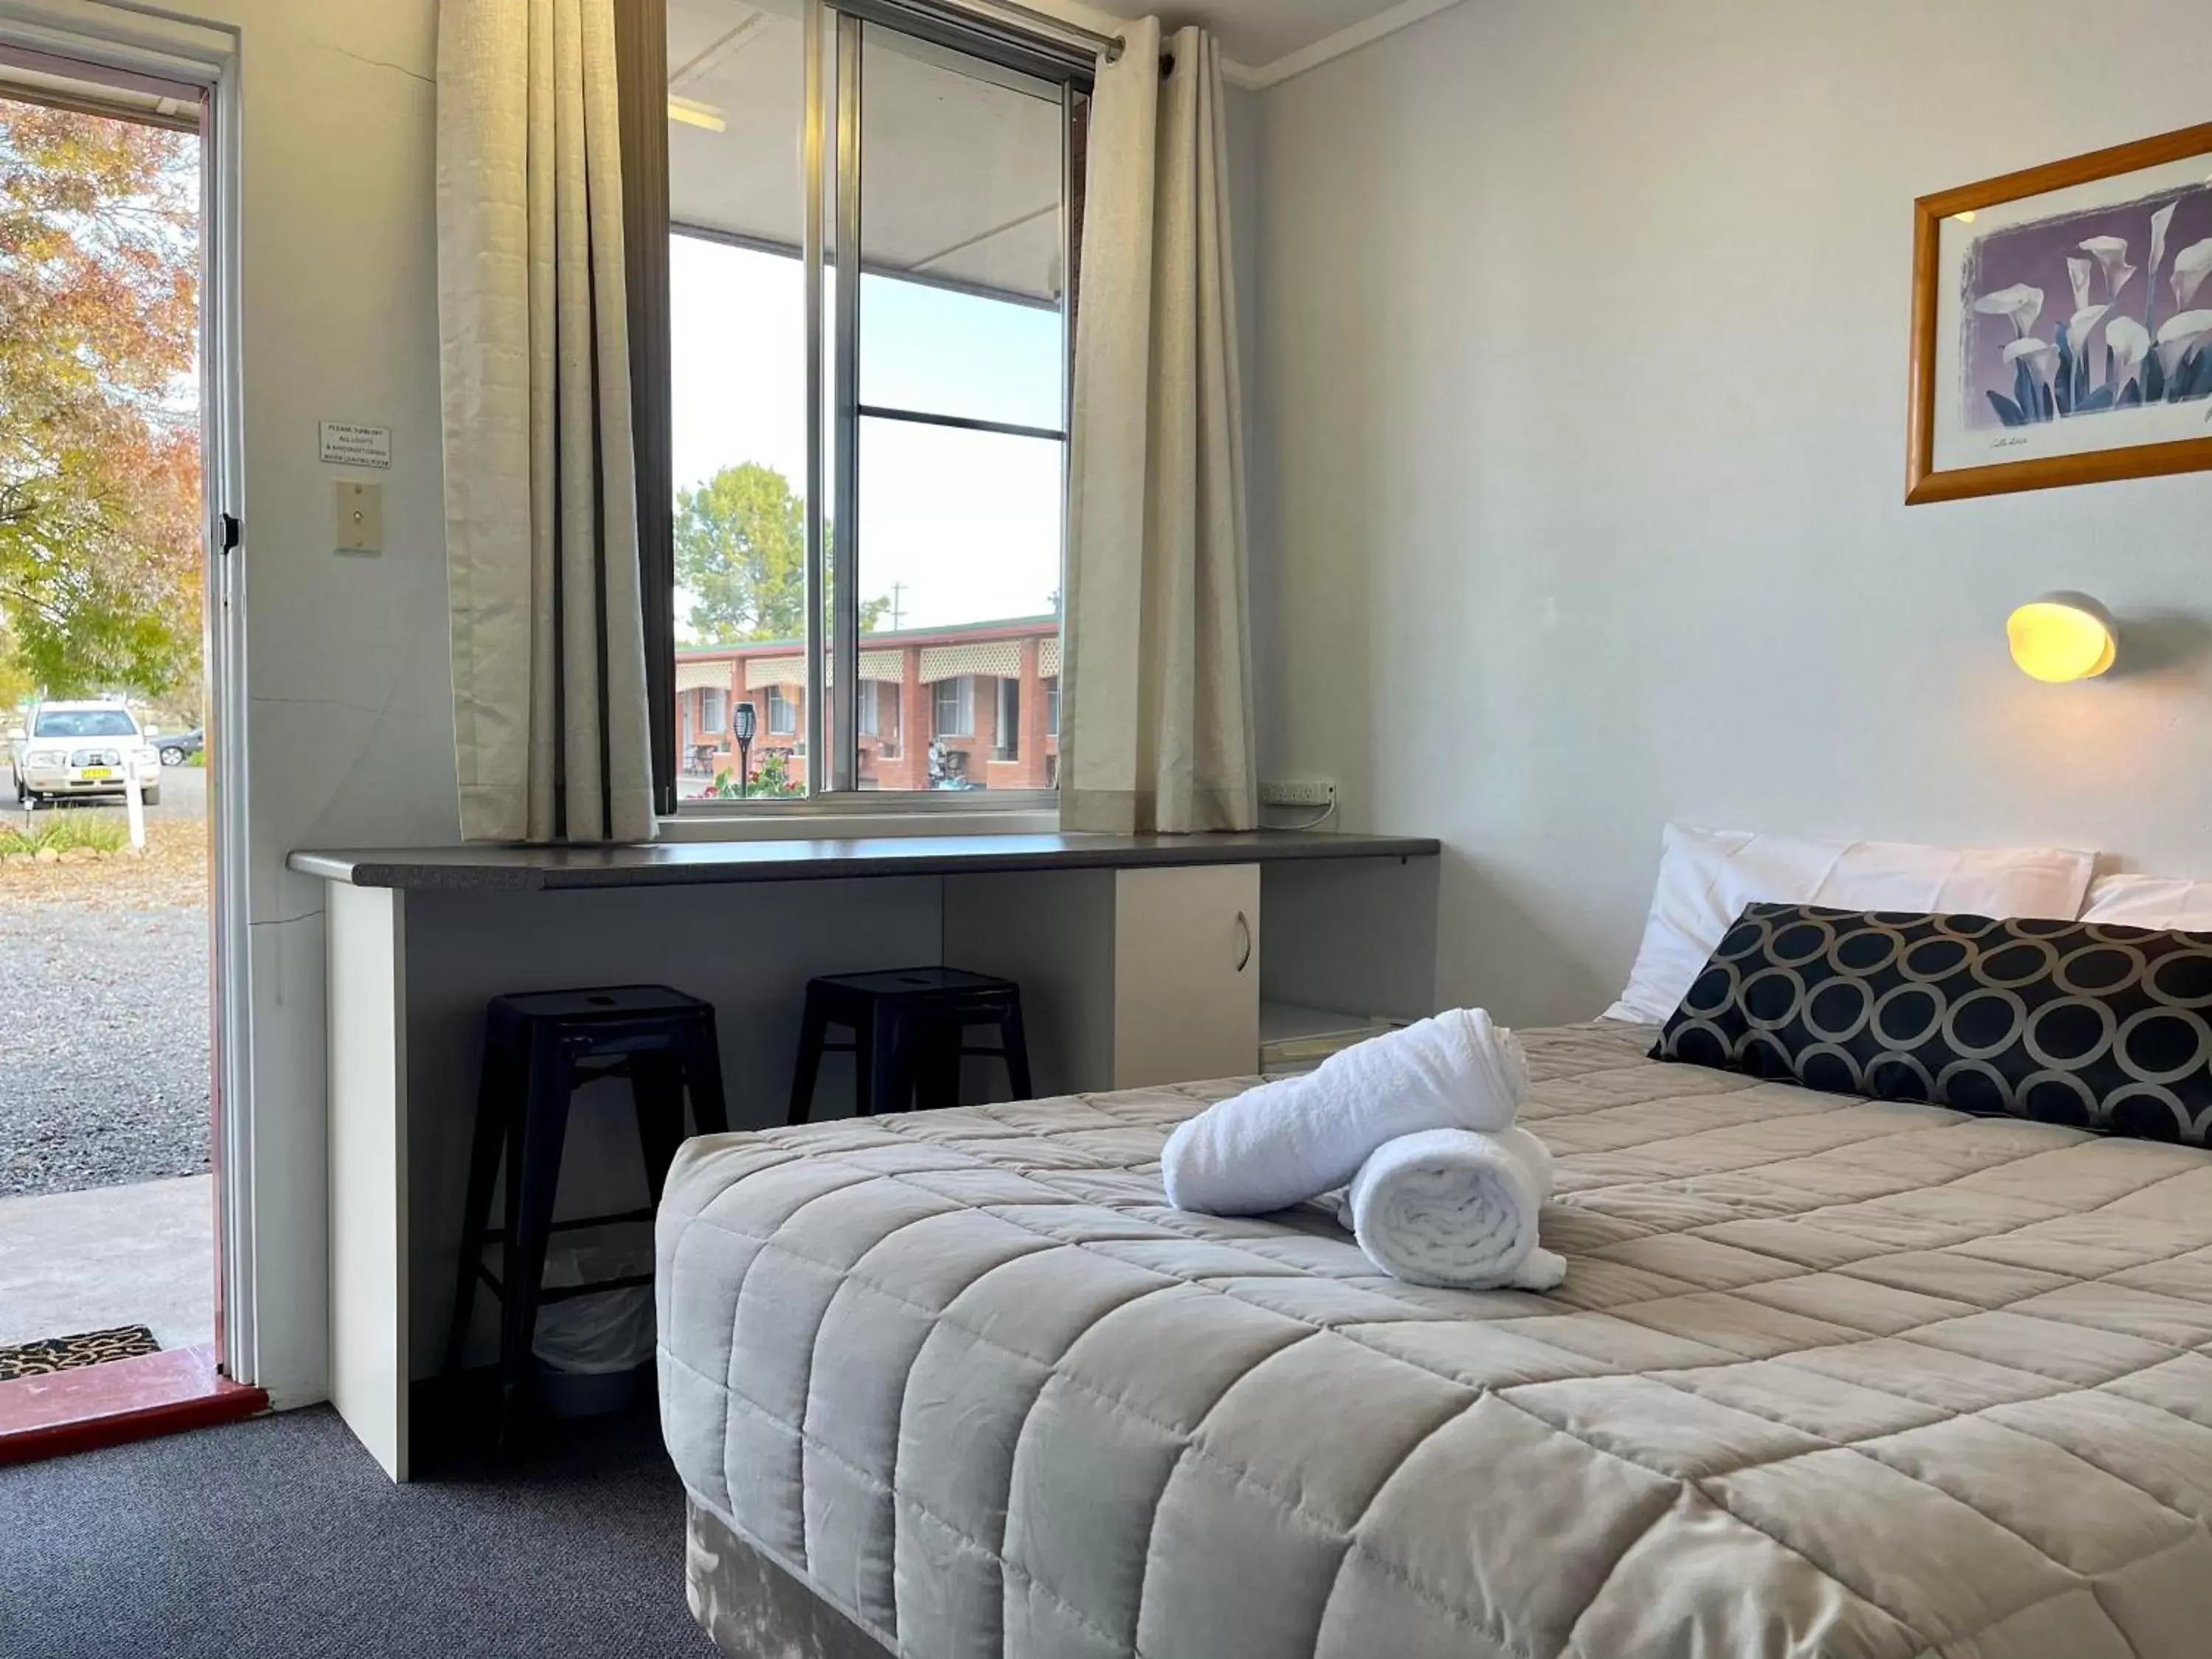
1652,902,2212,1145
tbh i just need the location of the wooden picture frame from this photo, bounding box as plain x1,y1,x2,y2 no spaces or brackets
1907,122,2212,504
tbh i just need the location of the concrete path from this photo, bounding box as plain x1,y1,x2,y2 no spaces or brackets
0,1174,212,1354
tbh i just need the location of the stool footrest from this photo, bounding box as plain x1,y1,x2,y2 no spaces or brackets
473,1264,656,1304
538,1271,655,1304
478,1207,655,1249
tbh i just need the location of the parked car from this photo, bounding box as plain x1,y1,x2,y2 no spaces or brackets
157,727,204,767
12,700,162,807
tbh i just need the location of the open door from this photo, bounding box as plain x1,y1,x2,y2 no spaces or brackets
0,35,259,1458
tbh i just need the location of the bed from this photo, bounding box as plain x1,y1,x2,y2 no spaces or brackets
656,1020,2212,1658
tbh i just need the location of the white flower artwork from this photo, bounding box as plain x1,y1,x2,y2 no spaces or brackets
1915,132,2212,503
1963,185,2212,430
2172,239,2212,312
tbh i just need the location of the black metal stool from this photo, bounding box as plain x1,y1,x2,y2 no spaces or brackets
445,984,728,1447
788,967,1032,1124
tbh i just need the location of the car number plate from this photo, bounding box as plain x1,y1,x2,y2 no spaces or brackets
80,767,113,779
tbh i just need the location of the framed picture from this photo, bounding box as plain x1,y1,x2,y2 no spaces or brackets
1907,122,2212,504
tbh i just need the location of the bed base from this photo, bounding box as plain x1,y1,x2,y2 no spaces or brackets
686,1497,894,1659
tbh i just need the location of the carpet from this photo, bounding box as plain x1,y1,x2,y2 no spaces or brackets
0,1324,159,1380
0,1403,717,1658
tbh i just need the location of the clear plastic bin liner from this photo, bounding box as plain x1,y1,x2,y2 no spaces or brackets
531,1239,656,1374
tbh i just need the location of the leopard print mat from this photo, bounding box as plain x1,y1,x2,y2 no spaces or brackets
0,1324,159,1382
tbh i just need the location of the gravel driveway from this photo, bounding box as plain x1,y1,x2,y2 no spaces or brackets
0,902,209,1198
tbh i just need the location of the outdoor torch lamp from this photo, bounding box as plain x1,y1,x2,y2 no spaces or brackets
734,700,757,798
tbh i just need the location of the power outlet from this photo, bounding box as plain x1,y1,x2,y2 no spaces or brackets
1259,779,1335,809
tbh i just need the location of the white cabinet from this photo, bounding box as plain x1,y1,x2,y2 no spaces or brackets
943,862,1262,1095
1110,863,1259,1088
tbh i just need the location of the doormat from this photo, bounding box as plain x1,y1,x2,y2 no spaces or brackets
0,1325,161,1382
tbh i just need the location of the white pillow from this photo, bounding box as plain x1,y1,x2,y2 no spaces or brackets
1604,824,2098,1024
2079,873,2212,931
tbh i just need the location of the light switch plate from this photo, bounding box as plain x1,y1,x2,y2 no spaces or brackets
335,480,383,554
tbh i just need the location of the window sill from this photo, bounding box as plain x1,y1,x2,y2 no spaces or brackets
658,805,1061,843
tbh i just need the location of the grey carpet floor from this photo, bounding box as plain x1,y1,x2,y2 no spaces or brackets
0,1405,718,1657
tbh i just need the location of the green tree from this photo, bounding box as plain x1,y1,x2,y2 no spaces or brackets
0,100,201,698
673,462,889,643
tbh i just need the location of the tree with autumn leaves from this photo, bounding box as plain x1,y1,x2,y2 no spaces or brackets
0,100,200,704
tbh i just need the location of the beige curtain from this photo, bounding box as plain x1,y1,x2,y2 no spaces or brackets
1061,20,1256,836
437,0,656,844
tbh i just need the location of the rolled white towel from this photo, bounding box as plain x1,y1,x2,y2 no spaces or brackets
1337,1124,1565,1292
1163,1008,1526,1215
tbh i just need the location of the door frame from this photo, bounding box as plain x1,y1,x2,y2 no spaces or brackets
0,1,256,1382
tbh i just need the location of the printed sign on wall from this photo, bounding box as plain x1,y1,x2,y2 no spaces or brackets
320,421,392,470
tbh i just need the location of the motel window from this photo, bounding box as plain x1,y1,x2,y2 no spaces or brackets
634,0,1077,810
1045,675,1059,736
933,675,974,739
700,686,728,732
858,679,902,748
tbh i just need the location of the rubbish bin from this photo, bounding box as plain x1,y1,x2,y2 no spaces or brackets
531,1239,656,1418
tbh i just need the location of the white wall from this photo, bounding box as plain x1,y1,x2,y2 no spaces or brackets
179,0,455,1404
1251,0,2212,1027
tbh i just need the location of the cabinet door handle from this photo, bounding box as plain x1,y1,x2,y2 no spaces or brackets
1233,910,1252,973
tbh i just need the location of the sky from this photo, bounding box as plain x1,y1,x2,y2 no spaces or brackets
669,234,1065,641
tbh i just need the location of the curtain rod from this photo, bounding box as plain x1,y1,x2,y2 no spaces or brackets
940,0,1127,63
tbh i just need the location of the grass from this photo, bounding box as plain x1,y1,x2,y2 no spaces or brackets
0,816,204,909
0,814,131,857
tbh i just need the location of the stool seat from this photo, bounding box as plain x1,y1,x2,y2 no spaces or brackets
811,966,1013,998
446,983,726,1452
493,985,712,1018
789,967,1032,1124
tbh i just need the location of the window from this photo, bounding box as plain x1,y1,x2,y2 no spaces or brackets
994,677,1019,761
856,679,901,749
1045,675,1060,737
33,709,139,739
699,686,728,733
933,675,973,738
646,0,1079,808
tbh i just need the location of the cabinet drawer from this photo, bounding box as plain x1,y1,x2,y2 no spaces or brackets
1112,863,1260,1088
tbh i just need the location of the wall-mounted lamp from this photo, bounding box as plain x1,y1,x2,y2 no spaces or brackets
2007,591,2117,683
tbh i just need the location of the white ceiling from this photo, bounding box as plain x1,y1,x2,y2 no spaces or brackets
669,0,1065,302
662,0,1450,300
1081,0,1430,74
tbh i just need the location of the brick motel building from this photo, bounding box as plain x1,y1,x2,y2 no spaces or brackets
675,615,1060,797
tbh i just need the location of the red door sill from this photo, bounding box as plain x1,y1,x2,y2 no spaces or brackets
0,1342,266,1466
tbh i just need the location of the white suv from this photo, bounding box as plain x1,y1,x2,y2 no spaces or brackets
13,700,163,808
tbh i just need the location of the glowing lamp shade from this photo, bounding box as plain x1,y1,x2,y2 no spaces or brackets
2007,591,2117,684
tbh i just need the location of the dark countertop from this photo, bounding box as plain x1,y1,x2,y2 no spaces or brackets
288,829,1442,892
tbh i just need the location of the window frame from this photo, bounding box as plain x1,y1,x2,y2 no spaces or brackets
625,0,1085,823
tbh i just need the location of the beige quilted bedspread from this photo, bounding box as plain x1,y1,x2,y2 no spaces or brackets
656,1022,2212,1658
